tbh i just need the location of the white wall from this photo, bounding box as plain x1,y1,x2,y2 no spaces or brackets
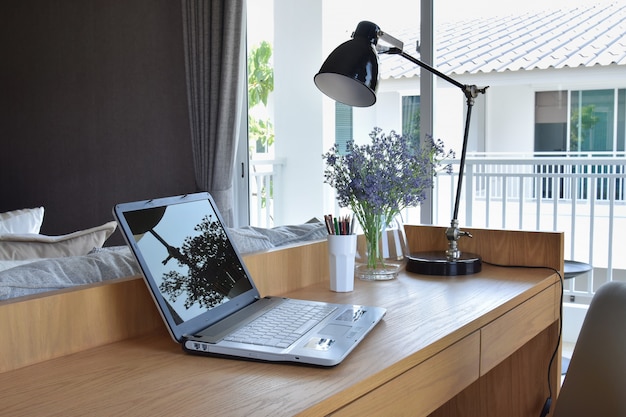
273,0,325,225
485,84,535,153
351,91,402,143
433,85,465,151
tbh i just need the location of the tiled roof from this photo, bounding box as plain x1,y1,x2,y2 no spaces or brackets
380,1,626,79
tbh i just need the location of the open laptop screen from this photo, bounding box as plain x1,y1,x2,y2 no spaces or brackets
121,197,255,325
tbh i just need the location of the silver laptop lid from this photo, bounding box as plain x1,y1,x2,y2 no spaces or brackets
113,192,260,342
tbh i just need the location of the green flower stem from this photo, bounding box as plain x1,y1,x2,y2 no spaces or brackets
354,206,398,270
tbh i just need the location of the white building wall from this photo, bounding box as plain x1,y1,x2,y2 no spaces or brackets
376,65,626,155
351,91,402,143
486,84,536,153
433,85,465,152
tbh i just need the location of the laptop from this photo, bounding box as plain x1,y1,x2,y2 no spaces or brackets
113,192,386,366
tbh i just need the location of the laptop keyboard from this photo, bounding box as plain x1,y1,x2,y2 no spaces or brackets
224,301,337,349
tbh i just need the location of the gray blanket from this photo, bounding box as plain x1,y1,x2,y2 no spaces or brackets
0,222,327,301
0,247,141,300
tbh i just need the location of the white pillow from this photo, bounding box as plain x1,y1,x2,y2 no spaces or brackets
0,207,45,234
0,221,117,260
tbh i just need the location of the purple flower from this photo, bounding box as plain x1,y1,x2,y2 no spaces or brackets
322,128,453,221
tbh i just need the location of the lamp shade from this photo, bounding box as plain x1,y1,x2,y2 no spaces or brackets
314,21,380,107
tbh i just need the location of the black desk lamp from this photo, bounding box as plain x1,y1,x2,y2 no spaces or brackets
314,21,487,276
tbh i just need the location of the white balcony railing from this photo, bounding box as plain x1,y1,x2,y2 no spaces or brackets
425,152,626,304
251,152,626,304
249,158,284,228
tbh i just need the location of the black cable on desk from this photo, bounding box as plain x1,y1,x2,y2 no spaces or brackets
482,260,564,417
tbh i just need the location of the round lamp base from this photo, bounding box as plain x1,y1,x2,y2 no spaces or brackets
406,251,482,276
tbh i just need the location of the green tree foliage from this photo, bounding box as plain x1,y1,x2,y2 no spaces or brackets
248,41,275,152
247,41,275,211
570,104,599,151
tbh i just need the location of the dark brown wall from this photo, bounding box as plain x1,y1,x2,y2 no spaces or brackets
1,1,197,244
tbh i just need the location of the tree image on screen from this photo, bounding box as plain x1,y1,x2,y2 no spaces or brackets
158,215,245,310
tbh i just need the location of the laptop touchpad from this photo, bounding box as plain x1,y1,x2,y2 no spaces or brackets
319,324,350,338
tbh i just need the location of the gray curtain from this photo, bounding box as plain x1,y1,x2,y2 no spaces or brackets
182,0,245,226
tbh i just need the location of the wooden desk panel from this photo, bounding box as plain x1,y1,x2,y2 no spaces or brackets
481,283,557,375
330,331,481,417
0,276,161,373
405,225,564,272
242,240,329,296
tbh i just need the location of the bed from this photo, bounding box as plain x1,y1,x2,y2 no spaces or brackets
0,206,327,301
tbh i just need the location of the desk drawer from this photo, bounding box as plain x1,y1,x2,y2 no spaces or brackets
481,284,557,375
330,331,480,417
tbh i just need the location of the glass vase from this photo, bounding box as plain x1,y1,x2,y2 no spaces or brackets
355,212,408,281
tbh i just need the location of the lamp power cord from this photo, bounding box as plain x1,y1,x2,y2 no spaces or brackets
482,260,564,417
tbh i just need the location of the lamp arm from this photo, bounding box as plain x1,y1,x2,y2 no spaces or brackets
383,47,489,260
454,99,473,221
397,50,465,90
384,48,488,101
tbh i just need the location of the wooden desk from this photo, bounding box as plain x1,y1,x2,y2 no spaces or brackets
0,226,563,416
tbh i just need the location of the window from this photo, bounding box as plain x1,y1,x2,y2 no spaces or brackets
535,91,568,152
402,95,420,145
572,90,615,152
535,89,626,153
335,102,353,154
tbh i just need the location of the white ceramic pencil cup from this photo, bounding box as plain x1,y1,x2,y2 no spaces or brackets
327,234,357,292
